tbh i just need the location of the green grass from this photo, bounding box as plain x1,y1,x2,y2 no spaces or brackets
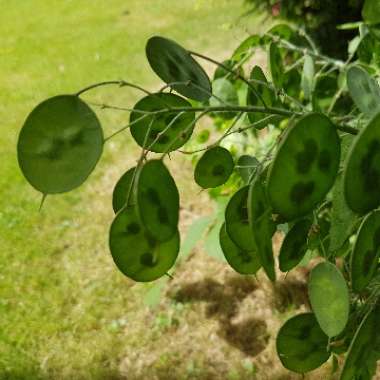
0,1,263,379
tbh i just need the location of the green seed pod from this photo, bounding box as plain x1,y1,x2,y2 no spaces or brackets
17,95,103,194
237,155,258,184
276,313,330,373
246,65,280,126
347,66,380,118
194,146,234,188
308,262,349,337
351,210,380,293
209,78,239,120
340,305,380,380
109,206,179,282
282,67,301,99
344,112,380,214
279,218,312,272
136,160,179,242
248,177,276,281
130,93,195,153
225,186,255,251
219,223,261,275
146,36,211,102
269,42,283,89
112,167,136,214
267,113,340,221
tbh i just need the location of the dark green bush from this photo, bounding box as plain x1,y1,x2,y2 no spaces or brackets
245,0,364,58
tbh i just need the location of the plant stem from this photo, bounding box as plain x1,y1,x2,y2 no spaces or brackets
188,50,268,108
76,80,152,97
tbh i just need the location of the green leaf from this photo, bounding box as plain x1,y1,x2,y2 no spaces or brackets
267,113,340,220
279,218,312,272
109,206,179,282
346,66,380,118
180,215,212,260
194,146,234,188
130,93,195,153
301,55,314,100
357,33,380,65
112,167,136,214
204,197,229,261
231,34,261,61
362,0,380,25
308,262,349,337
17,95,103,194
337,21,363,30
136,160,179,242
276,313,330,373
351,210,380,293
219,223,261,275
344,112,380,214
146,36,211,102
225,186,255,251
144,278,168,307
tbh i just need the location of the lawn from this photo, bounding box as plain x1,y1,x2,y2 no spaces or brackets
0,1,271,379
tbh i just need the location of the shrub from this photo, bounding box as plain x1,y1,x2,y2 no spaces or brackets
17,0,380,377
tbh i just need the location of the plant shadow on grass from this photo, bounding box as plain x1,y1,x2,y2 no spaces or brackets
169,275,269,357
272,277,309,313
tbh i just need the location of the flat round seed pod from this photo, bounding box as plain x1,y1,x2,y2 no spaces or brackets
267,113,340,221
219,223,261,275
279,218,312,272
340,305,380,380
109,206,179,282
248,177,276,281
136,160,179,242
194,146,234,188
276,313,330,373
209,78,239,120
308,262,349,337
351,210,380,292
312,74,338,112
130,93,195,153
282,68,301,99
344,112,380,214
146,36,211,102
225,186,256,251
17,95,103,194
347,66,380,118
237,155,259,184
112,167,136,214
269,42,283,89
213,59,243,83
247,66,277,125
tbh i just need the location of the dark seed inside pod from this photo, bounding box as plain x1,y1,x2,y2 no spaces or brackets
290,181,315,204
126,222,141,235
318,149,331,172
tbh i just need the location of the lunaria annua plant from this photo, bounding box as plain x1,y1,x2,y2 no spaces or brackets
17,1,380,377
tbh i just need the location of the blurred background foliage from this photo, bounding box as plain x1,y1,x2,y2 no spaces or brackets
244,0,364,58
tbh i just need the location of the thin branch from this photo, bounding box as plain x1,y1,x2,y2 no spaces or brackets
76,80,152,97
188,50,268,108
